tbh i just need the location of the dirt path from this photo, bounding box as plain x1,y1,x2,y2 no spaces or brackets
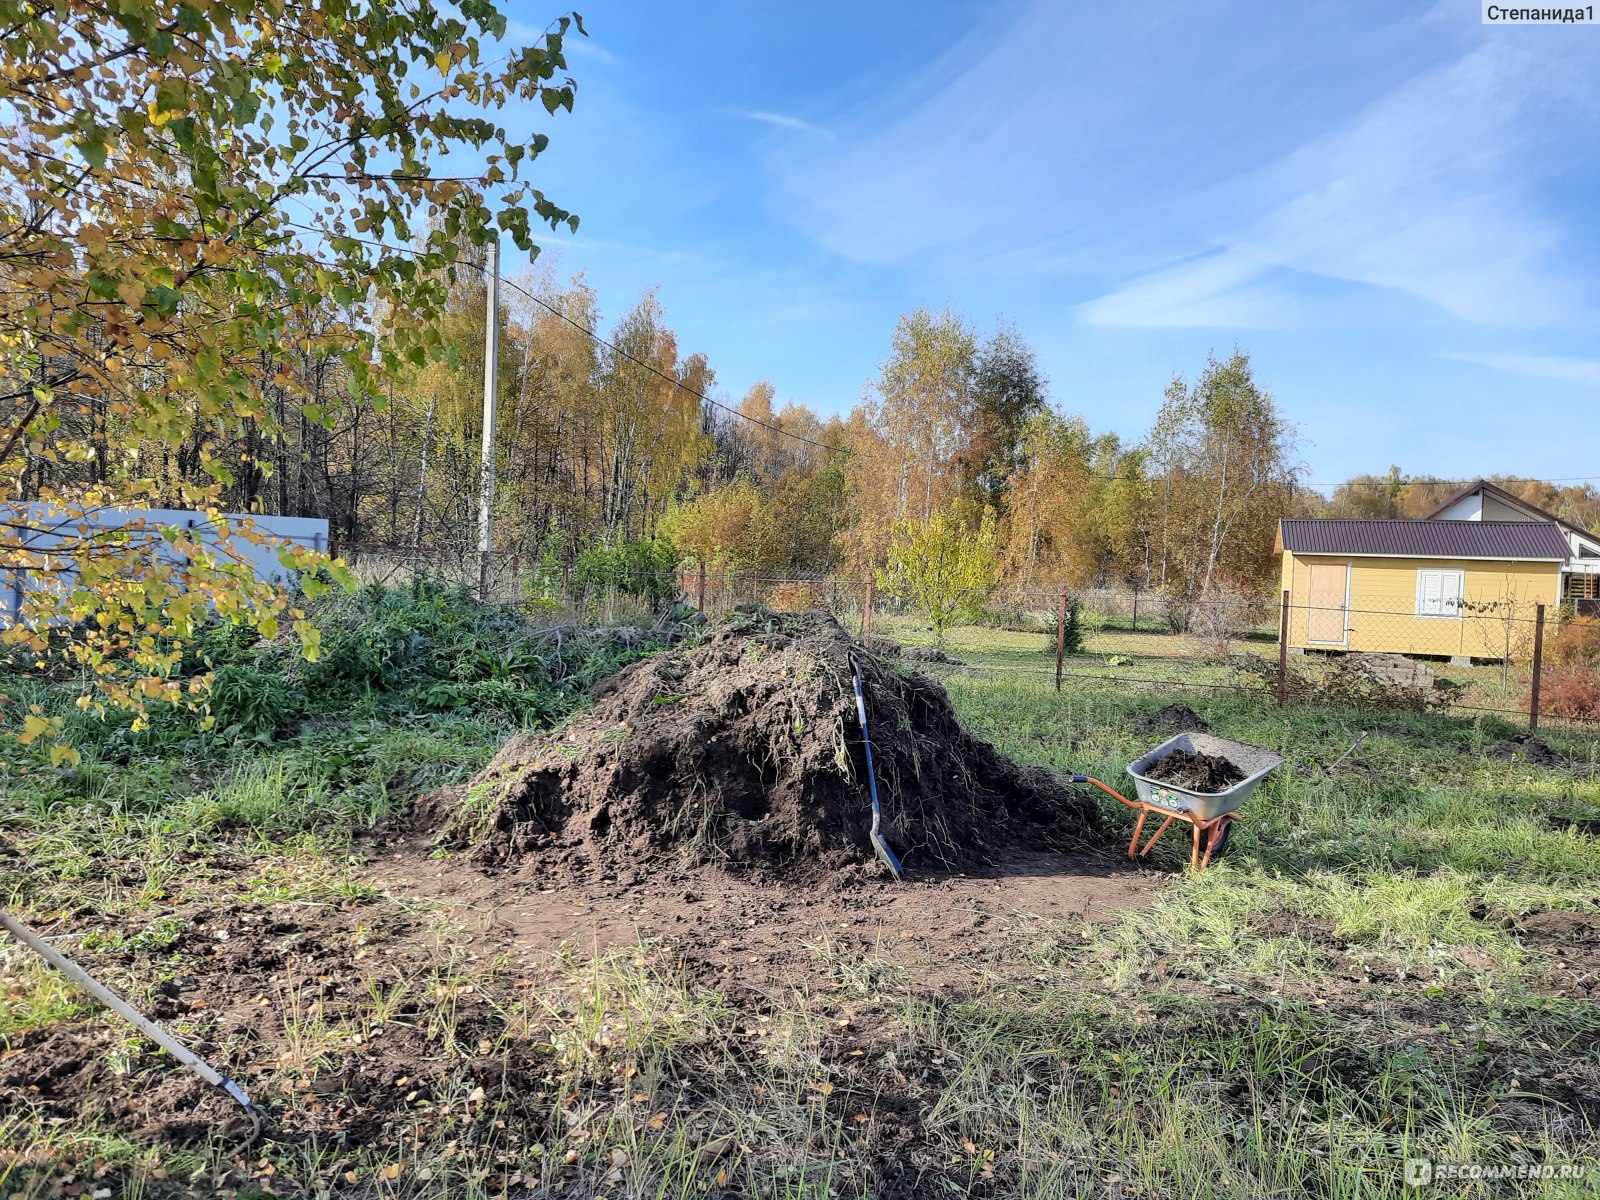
368,837,1162,997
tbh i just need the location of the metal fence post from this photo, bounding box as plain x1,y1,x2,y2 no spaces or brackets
697,560,706,612
1277,589,1290,706
1131,586,1138,633
1056,587,1066,693
862,579,874,642
1530,602,1546,732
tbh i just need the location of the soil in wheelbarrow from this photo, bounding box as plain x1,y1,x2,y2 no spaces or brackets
427,609,1099,880
1142,748,1245,794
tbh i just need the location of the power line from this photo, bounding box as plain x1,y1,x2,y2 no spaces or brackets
281,220,850,459
26,191,1600,491
1300,474,1600,492
13,155,846,460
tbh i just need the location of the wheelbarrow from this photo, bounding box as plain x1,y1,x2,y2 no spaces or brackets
1072,732,1283,871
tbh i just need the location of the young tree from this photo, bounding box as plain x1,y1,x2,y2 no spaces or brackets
877,505,998,642
1143,351,1298,610
840,307,979,572
965,325,1047,512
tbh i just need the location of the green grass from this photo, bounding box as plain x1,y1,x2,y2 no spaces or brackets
3,634,1599,1197
872,610,1580,724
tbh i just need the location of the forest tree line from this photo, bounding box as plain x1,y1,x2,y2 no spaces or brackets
17,251,1599,607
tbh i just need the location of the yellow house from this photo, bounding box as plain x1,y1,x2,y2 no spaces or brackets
1277,516,1569,662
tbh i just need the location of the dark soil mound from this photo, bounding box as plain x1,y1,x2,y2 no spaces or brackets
441,610,1097,878
1484,734,1569,768
1141,748,1244,794
1136,703,1210,735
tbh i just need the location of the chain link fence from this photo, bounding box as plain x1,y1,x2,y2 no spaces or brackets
341,545,1599,733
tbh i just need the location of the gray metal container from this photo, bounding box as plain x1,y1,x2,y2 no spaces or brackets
1126,732,1283,822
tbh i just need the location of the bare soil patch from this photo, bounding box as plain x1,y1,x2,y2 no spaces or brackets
1515,909,1600,999
372,838,1159,1001
1141,748,1244,793
1483,733,1570,767
1134,703,1210,736
435,610,1097,881
0,896,546,1150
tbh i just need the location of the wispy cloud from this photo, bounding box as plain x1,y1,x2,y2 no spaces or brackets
729,110,834,139
1446,353,1600,386
771,0,1596,335
564,38,620,67
1084,41,1592,330
503,21,620,65
1076,250,1291,329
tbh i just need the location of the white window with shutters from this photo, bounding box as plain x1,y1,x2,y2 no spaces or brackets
1415,568,1465,618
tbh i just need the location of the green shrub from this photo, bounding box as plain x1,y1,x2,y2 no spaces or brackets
205,664,305,739
571,534,680,606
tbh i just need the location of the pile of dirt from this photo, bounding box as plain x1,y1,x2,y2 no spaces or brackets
1484,734,1569,767
436,610,1098,878
1141,748,1245,793
1135,703,1210,735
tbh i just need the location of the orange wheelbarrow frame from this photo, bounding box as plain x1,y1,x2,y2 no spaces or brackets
1073,775,1236,872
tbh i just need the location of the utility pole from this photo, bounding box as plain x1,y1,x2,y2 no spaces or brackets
477,236,499,600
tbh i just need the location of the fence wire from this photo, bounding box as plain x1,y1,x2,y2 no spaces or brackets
340,548,1600,733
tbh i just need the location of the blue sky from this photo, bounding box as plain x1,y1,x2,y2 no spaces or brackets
487,1,1600,493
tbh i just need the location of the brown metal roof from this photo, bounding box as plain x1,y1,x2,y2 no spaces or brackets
1279,518,1570,561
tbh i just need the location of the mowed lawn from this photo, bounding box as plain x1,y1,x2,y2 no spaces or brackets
2,659,1598,1198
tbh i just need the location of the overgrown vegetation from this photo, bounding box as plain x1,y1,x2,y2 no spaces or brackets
1540,614,1600,721
10,581,673,767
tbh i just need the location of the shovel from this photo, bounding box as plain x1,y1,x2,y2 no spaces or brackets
848,652,903,880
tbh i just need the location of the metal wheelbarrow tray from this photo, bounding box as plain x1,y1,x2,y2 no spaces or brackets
1075,732,1283,871
1126,732,1284,823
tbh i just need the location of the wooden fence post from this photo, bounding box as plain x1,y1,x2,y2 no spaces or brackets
1056,587,1067,693
862,579,874,642
1131,586,1139,633
1277,589,1290,707
1530,602,1546,732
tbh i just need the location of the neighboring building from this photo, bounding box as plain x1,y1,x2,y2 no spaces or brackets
1425,480,1600,606
1277,481,1600,660
2,505,330,626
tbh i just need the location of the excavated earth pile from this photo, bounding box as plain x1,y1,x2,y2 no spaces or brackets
440,609,1098,878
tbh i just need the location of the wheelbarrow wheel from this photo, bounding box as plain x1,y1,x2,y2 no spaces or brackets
1206,821,1232,859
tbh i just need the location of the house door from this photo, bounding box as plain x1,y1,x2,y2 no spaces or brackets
1306,563,1349,644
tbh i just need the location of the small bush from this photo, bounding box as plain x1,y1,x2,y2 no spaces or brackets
1186,581,1262,658
766,581,823,612
571,535,680,607
1539,663,1600,720
1550,614,1600,666
1062,597,1084,655
205,664,305,738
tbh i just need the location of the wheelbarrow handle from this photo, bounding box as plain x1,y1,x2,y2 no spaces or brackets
1072,774,1142,811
